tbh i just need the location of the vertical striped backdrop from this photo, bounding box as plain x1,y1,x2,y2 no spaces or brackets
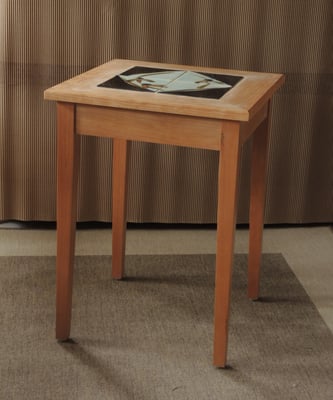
0,0,332,223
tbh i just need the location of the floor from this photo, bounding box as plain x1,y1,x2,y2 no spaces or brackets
0,222,332,333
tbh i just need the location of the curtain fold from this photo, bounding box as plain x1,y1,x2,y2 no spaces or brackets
1,0,332,223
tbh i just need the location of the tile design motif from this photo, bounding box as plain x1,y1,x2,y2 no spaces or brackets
118,70,232,93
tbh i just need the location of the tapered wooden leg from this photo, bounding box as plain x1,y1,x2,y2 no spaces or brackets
248,103,271,300
112,138,130,279
56,102,80,340
214,122,242,367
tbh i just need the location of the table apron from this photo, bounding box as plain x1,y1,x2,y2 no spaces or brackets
76,104,224,151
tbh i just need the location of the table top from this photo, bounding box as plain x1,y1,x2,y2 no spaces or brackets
44,59,284,121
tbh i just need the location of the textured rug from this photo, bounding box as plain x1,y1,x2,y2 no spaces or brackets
0,254,332,400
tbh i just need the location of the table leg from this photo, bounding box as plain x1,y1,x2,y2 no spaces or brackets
214,122,242,367
112,138,130,279
248,103,271,300
56,102,80,340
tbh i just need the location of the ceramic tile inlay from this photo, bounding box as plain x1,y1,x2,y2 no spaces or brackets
98,67,243,99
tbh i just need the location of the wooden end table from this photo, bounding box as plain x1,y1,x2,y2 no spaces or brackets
44,59,284,367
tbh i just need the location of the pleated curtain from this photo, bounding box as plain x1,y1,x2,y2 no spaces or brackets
0,0,332,223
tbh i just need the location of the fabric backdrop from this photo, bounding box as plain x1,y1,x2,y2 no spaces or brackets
0,0,332,223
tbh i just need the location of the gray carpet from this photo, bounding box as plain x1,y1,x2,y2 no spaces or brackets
0,254,332,400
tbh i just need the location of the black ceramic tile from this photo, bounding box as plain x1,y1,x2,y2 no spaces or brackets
98,66,243,99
